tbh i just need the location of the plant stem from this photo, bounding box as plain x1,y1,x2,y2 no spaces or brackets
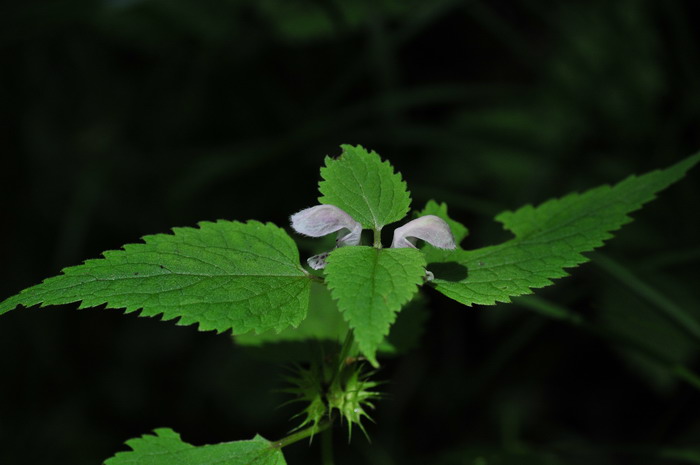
338,330,355,369
515,296,700,392
321,427,334,465
373,228,382,248
273,420,332,449
309,274,325,283
594,253,700,345
328,330,355,388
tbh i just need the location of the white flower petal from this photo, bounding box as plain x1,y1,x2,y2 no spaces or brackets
335,221,362,247
391,215,456,250
290,204,363,246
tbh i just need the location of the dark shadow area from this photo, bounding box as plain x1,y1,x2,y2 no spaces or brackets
428,262,469,282
238,340,341,363
1,0,699,464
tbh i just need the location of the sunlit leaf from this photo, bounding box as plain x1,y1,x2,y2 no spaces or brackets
0,221,312,335
318,144,411,231
324,246,426,366
430,153,700,306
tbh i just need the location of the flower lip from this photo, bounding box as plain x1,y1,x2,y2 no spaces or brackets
391,215,456,250
290,204,363,270
290,204,362,247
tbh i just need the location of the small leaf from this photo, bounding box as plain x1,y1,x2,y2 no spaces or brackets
430,153,700,306
0,221,312,335
104,428,286,465
318,144,411,231
324,246,426,366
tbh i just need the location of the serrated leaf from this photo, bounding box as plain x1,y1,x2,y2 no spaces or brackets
104,428,286,465
324,246,426,366
0,221,312,335
235,281,348,346
318,144,411,231
237,284,428,359
430,153,700,306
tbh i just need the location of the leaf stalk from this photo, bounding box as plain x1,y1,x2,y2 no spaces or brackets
273,420,332,449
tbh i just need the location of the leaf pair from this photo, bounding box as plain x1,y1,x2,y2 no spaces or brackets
0,146,699,367
297,145,435,365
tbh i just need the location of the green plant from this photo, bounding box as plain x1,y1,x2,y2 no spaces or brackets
1,145,698,464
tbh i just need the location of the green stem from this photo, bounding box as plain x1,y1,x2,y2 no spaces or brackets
330,330,355,386
594,253,700,345
321,427,334,465
273,420,332,449
339,329,355,363
373,228,383,248
309,274,325,283
515,296,700,392
673,364,700,390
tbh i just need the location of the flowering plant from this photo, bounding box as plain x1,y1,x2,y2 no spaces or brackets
0,145,698,464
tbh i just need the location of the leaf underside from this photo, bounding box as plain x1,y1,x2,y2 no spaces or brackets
318,144,412,230
430,153,700,306
324,246,426,365
0,221,312,335
104,428,286,465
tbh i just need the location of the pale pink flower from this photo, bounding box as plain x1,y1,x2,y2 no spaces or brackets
290,205,362,269
391,215,456,250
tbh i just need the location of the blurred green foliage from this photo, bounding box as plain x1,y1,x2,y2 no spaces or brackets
1,0,699,464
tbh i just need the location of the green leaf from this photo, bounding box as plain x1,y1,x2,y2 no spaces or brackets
318,144,411,231
237,283,428,360
0,221,312,335
104,428,286,465
324,246,426,365
430,153,700,306
416,200,469,245
235,281,348,346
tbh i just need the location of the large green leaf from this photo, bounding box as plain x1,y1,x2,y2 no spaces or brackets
0,221,312,335
430,153,700,306
324,246,426,365
104,428,286,465
318,144,411,231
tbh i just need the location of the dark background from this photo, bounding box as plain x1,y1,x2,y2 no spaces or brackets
1,1,700,464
